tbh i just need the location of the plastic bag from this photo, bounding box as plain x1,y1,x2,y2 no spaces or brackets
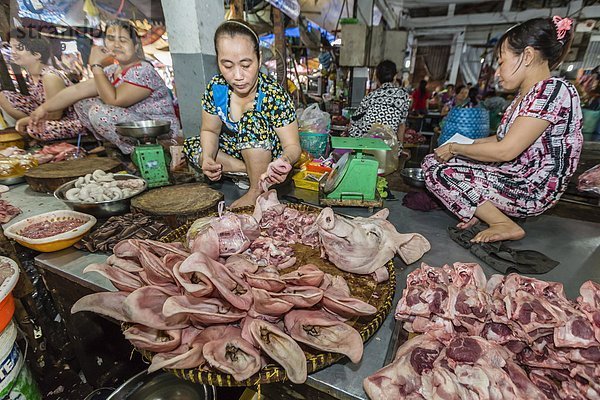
298,103,330,134
578,164,600,195
365,123,399,175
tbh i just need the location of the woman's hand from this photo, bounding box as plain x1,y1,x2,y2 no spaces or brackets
434,143,456,163
88,46,112,66
202,157,223,181
29,105,48,128
259,158,292,191
15,117,30,136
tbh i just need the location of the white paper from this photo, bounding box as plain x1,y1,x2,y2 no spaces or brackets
443,133,475,145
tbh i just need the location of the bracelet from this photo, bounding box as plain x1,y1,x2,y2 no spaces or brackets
90,64,104,70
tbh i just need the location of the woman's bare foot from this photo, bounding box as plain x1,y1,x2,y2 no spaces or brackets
230,189,261,209
457,217,480,230
471,221,525,243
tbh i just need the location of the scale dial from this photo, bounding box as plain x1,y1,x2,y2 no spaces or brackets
323,152,350,194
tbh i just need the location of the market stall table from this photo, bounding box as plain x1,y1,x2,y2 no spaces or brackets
2,180,600,399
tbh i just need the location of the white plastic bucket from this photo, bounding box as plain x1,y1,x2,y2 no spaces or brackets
0,321,42,400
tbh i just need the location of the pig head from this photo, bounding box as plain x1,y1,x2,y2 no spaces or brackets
314,208,430,275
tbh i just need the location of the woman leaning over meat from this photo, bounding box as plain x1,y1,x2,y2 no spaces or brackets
30,20,180,154
0,28,83,141
182,20,301,209
422,16,582,243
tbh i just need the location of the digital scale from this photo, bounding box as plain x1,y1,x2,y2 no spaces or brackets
116,120,171,188
319,137,390,209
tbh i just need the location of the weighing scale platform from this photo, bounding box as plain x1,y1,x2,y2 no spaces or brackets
319,137,390,209
330,137,391,150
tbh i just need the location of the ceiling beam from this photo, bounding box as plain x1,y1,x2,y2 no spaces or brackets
375,0,398,29
403,5,600,28
392,0,497,9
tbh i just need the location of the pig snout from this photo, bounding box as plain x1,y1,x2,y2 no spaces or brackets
317,208,336,230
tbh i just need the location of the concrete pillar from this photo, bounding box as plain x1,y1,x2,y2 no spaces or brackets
350,67,369,107
449,29,465,84
349,0,374,107
162,0,223,137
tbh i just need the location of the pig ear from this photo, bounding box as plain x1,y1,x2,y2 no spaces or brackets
396,233,431,265
370,209,390,220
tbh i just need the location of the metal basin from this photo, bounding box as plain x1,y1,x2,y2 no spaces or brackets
115,120,171,139
54,174,147,219
400,168,426,188
107,371,216,400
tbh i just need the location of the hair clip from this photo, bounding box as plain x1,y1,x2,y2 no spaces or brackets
552,16,573,41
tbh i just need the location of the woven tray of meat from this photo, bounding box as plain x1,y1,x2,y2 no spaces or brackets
71,191,415,386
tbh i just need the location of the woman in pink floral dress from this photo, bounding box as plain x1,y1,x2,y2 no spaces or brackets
423,16,583,243
30,21,179,154
0,28,83,141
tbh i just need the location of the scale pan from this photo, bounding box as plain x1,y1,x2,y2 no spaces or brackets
116,120,171,139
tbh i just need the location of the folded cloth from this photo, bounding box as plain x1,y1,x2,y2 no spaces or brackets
402,191,440,212
447,225,559,274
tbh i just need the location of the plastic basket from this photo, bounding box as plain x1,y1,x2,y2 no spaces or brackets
292,170,324,191
300,132,329,158
439,107,490,145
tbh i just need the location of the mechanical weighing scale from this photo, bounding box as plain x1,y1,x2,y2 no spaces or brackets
319,137,390,209
115,120,171,188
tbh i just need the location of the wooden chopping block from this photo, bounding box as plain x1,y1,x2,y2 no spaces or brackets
130,183,224,228
24,157,122,193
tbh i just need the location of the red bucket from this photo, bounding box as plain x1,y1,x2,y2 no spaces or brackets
0,293,15,333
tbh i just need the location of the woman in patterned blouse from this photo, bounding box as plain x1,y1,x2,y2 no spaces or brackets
183,20,301,208
30,20,180,154
0,28,82,141
423,16,582,243
348,60,410,144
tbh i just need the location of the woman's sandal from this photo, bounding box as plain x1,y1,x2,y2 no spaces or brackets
448,225,559,274
469,242,559,274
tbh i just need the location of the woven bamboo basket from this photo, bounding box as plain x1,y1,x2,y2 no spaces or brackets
149,203,396,386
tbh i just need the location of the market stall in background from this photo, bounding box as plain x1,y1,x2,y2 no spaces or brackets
0,0,598,400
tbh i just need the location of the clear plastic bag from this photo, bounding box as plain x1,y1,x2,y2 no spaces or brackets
298,103,330,134
365,123,399,175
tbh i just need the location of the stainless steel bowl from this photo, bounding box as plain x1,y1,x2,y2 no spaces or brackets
115,120,171,139
107,370,216,400
400,168,426,188
54,174,147,219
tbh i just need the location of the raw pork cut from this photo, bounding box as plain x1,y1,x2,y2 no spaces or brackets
284,309,363,363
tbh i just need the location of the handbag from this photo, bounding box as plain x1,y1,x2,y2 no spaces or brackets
439,107,490,145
